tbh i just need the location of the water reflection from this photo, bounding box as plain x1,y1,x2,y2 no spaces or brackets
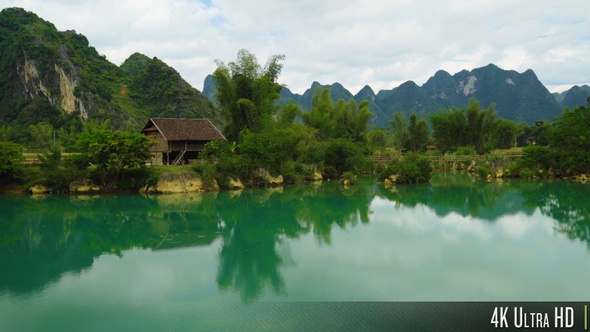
378,174,590,245
1,175,589,301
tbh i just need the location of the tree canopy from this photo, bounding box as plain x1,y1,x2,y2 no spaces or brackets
0,141,24,185
551,104,590,175
302,87,373,142
429,100,498,154
76,130,154,186
213,49,285,142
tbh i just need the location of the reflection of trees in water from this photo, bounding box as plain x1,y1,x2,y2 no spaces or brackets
377,174,532,221
214,188,301,302
377,174,590,247
295,183,373,245
0,181,377,301
213,180,376,302
0,195,163,295
516,180,590,247
2,177,589,301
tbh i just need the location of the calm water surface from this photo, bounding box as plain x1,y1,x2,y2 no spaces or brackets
1,174,589,330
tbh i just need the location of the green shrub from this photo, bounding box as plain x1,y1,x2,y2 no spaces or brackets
202,163,217,190
118,167,153,190
323,138,363,176
0,141,24,185
342,171,357,184
379,153,432,184
510,145,554,178
475,164,492,178
192,161,217,189
455,146,477,156
280,160,300,184
322,165,338,179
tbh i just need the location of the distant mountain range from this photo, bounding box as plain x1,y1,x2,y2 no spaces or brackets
205,66,589,127
1,7,588,135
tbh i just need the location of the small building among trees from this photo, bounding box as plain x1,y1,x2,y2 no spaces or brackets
141,118,226,166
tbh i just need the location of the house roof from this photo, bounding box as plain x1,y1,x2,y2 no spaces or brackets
142,118,226,141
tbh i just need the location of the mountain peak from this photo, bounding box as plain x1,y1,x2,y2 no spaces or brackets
120,52,152,76
356,85,375,96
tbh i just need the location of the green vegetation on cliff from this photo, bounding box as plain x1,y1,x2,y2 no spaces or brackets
0,7,222,149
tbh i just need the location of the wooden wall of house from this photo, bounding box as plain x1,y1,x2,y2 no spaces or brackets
150,152,164,166
146,132,168,152
169,140,207,151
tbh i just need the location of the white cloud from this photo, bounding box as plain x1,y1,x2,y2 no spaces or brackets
3,0,590,94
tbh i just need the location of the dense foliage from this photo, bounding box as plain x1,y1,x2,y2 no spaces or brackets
389,112,429,152
127,56,218,121
0,141,24,185
379,153,432,184
429,100,517,154
76,130,155,186
551,104,590,176
302,87,373,142
212,49,284,142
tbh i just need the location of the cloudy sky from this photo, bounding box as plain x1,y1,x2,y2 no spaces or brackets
4,0,590,94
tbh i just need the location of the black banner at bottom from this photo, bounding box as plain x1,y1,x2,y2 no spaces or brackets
231,302,588,331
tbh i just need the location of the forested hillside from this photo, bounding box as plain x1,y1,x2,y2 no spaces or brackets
0,7,221,145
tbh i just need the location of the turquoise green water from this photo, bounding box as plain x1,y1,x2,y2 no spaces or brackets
1,175,590,330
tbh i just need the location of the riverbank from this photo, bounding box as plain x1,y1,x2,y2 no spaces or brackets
3,146,589,196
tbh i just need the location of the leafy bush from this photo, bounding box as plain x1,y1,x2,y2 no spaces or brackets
280,160,299,184
34,146,83,191
296,137,327,164
0,141,24,186
379,153,432,184
455,146,477,156
321,165,338,180
323,138,364,176
509,145,554,178
118,167,153,190
192,161,217,190
475,164,492,178
341,171,357,184
76,130,155,186
551,105,590,176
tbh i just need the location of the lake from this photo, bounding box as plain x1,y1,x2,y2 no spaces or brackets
1,174,589,331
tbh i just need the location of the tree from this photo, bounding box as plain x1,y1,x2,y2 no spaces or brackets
213,49,285,142
429,100,496,154
389,112,408,149
277,101,301,127
407,113,429,153
379,153,432,184
29,122,54,149
489,119,517,149
323,138,364,177
77,130,155,186
551,105,590,175
429,107,468,153
0,141,24,186
367,129,388,150
465,100,496,154
0,125,15,141
302,87,373,142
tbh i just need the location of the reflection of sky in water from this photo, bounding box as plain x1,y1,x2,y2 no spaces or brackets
278,197,590,301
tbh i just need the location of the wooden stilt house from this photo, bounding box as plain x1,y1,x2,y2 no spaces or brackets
141,118,226,166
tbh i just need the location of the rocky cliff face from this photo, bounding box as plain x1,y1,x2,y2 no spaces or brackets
0,8,120,129
1,8,223,135
17,56,84,118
